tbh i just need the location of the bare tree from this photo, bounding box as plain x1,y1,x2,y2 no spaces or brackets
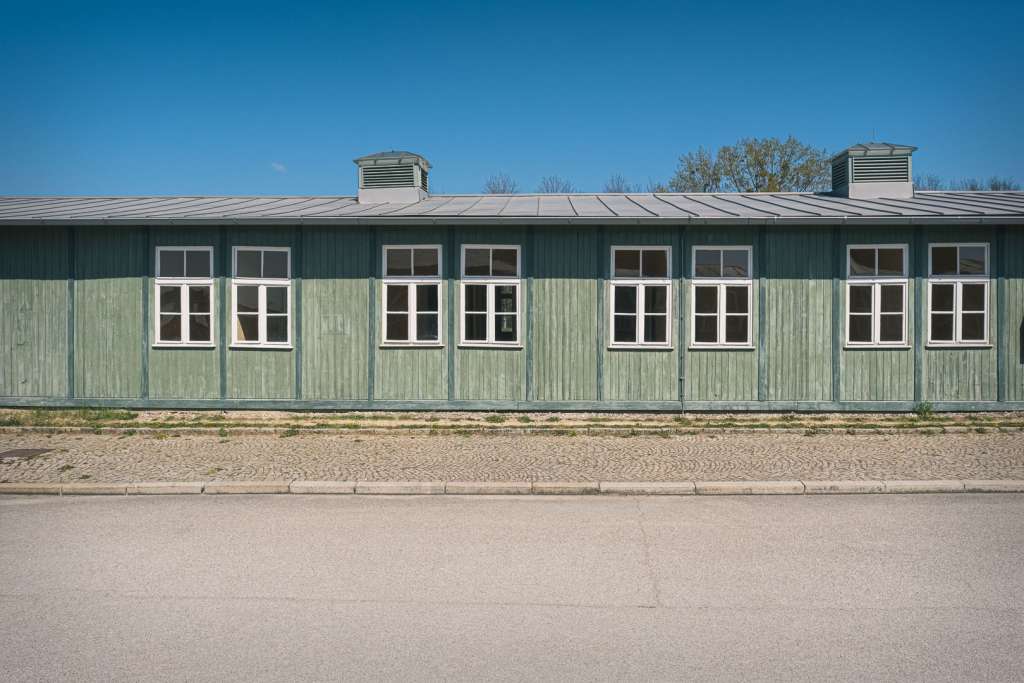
536,175,576,193
985,176,1020,191
915,175,1019,191
603,174,636,193
670,137,829,193
482,173,519,194
914,175,945,191
645,179,670,193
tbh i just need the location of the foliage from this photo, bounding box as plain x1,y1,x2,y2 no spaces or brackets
669,137,830,192
536,175,576,193
914,402,934,420
482,173,519,194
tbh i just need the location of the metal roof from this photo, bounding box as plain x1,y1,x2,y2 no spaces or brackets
1,192,1022,226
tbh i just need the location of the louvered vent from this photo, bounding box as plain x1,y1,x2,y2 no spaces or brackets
851,156,910,183
831,158,848,188
361,164,416,189
420,170,429,192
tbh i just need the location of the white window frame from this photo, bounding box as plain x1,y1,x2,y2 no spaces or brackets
459,244,522,347
690,246,753,349
381,245,443,347
608,246,672,349
845,244,909,348
927,242,990,346
154,246,215,347
230,246,292,348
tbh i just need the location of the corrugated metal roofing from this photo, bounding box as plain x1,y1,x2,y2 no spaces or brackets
1,192,1022,225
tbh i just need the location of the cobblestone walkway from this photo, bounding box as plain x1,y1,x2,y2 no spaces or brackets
1,431,1022,483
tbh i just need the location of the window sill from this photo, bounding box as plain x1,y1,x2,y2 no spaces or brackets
608,345,673,351
229,344,293,351
380,343,444,349
844,345,911,350
688,345,755,351
152,344,215,349
458,343,523,350
926,343,993,349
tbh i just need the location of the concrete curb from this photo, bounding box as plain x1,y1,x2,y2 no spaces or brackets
1,479,1022,497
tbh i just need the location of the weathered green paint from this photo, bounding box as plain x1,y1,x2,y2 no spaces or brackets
1006,228,1024,401
913,227,925,403
148,228,221,400
301,227,369,400
524,226,535,402
0,227,69,397
67,226,75,398
685,227,759,402
757,226,768,401
446,226,456,401
374,228,447,400
765,227,832,401
140,227,150,399
830,226,841,401
531,228,599,401
218,227,228,400
996,226,1006,403
293,226,303,400
840,227,915,402
922,226,997,401
603,227,677,402
74,227,145,398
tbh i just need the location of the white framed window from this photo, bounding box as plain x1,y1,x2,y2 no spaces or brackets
460,245,521,347
691,246,752,348
846,244,908,347
231,246,291,347
154,246,214,346
609,246,671,347
928,243,989,346
381,245,442,346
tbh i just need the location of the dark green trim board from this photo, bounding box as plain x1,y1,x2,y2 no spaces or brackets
446,227,456,401
596,226,607,401
757,226,767,402
996,226,1007,403
367,227,377,402
524,226,535,402
675,226,686,403
140,227,150,399
218,227,228,400
66,226,76,399
293,225,303,400
830,226,841,402
913,227,925,403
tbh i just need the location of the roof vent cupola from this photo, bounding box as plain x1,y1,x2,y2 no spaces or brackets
831,143,916,199
354,151,430,204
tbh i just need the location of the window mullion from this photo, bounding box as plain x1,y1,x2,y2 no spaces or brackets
637,285,645,344
258,284,267,344
182,284,190,344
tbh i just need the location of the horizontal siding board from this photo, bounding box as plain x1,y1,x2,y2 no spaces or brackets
0,228,69,397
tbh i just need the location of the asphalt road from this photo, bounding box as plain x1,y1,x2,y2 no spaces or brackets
1,494,1022,682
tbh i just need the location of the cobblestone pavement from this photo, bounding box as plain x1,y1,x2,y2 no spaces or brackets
1,430,1023,483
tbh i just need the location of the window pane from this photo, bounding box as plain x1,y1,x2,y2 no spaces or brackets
847,285,871,314
464,248,490,276
159,285,181,313
644,285,667,314
190,315,211,342
694,316,717,343
236,286,258,313
641,250,668,278
962,283,986,311
266,316,288,343
492,249,518,276
614,250,640,278
644,315,667,343
386,284,409,312
189,285,210,313
961,313,985,341
694,249,720,277
725,315,747,344
614,285,637,314
722,250,749,277
495,314,517,342
236,250,261,278
263,251,288,279
416,313,439,341
236,314,258,342
159,250,185,278
186,250,211,278
878,249,903,276
417,284,438,312
959,246,986,275
849,315,871,343
880,314,903,343
494,285,517,313
386,249,412,276
694,286,717,314
465,313,487,340
412,248,439,277
849,248,875,276
930,313,954,341
725,286,747,314
880,284,903,313
931,283,954,312
386,313,409,341
931,247,956,275
614,315,636,343
159,314,181,342
464,284,487,312
266,287,287,314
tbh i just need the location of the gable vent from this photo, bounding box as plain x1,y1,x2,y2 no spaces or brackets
354,150,431,204
830,142,916,199
361,164,416,189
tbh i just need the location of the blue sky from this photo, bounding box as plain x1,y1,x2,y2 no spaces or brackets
1,0,1021,195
